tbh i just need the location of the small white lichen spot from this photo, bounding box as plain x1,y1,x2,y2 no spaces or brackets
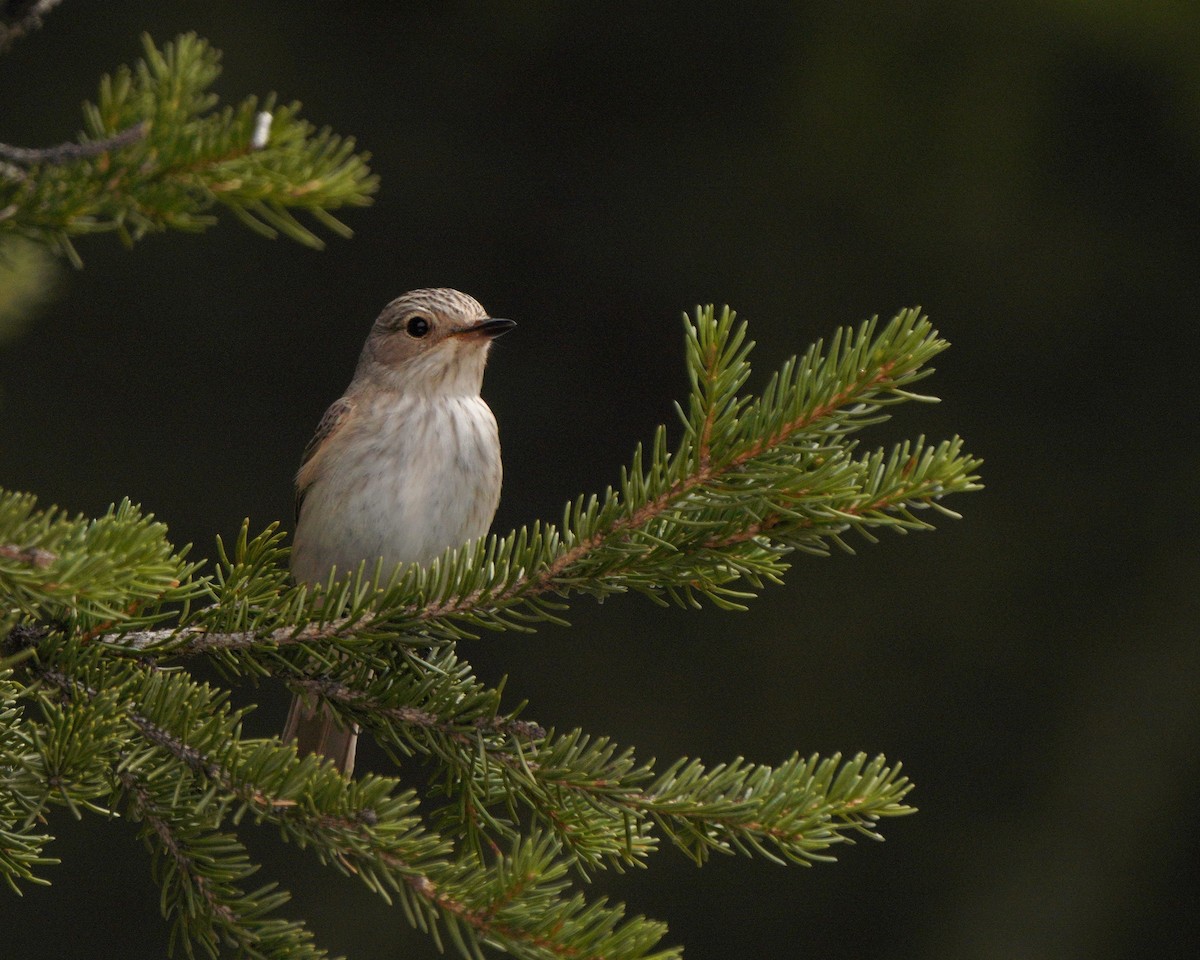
251,111,272,149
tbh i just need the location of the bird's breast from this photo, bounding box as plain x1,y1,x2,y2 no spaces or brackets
291,394,502,583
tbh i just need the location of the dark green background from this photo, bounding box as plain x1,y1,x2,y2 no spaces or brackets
2,2,1198,958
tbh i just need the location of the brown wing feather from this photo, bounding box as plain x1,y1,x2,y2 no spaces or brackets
295,396,355,520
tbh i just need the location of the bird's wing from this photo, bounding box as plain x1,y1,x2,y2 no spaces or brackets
295,396,355,521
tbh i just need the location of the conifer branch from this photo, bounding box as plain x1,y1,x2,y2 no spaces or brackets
295,677,547,742
0,33,377,264
59,306,978,663
29,655,672,960
119,760,332,960
0,671,57,891
301,659,912,871
116,770,240,938
1,303,981,959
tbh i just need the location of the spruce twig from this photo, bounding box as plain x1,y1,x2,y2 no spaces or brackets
0,33,377,264
1,304,981,960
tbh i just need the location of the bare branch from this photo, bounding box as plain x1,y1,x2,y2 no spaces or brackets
108,616,375,655
0,121,148,165
0,0,66,54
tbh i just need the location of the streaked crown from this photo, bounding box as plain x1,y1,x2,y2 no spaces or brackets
357,288,513,394
373,288,488,333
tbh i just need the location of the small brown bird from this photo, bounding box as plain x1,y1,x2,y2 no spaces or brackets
284,288,515,773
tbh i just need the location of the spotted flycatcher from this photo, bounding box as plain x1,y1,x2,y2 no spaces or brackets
284,288,515,773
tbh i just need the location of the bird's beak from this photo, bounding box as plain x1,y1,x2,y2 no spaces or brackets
456,318,516,340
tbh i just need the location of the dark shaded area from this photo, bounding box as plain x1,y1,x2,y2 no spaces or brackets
2,2,1198,958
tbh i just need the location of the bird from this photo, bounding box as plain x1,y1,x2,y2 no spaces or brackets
284,288,515,773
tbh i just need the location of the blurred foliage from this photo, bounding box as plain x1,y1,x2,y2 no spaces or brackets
0,237,58,344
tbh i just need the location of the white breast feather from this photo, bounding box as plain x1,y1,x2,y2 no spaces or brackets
290,393,501,583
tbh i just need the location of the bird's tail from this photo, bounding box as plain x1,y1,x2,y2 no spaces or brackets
283,694,358,775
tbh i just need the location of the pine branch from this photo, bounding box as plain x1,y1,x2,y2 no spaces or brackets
26,655,673,960
285,646,912,872
80,306,979,662
0,671,58,892
0,492,205,630
0,33,377,264
1,303,981,959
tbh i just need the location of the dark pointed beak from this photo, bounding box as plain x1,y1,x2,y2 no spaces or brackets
459,317,516,340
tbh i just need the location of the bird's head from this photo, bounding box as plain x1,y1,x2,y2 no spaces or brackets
359,288,515,394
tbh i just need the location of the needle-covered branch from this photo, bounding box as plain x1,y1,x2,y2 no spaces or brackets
23,654,672,960
12,305,976,662
286,646,913,872
1,304,981,959
0,33,377,264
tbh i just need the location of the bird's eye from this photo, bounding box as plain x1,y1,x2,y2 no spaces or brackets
405,315,431,338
